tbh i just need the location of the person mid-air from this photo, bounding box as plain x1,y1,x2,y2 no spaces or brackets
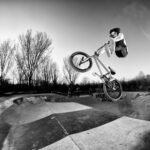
96,27,128,58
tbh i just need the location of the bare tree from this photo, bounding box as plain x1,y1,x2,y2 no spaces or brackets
36,59,59,85
136,71,145,79
0,40,15,80
15,54,26,84
36,58,50,83
81,77,90,85
16,29,52,85
50,61,59,85
63,56,80,85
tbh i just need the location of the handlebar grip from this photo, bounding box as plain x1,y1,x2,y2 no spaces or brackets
94,51,99,57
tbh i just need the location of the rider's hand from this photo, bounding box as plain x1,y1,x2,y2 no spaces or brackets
106,41,110,44
95,51,99,56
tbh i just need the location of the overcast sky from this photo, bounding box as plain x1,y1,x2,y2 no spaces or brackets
0,0,150,82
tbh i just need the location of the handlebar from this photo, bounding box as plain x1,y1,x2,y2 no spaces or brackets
94,42,108,56
98,43,106,50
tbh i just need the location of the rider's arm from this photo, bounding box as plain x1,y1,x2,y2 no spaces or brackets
113,33,124,42
95,43,107,55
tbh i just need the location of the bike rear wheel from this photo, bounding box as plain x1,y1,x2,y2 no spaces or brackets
103,79,122,101
69,51,93,72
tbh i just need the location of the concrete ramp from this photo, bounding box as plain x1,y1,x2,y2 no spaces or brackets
41,117,150,150
70,117,150,150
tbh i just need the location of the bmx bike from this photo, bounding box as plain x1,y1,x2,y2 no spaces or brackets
69,43,122,101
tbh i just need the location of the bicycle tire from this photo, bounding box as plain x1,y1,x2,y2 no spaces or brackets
69,51,93,73
103,79,122,101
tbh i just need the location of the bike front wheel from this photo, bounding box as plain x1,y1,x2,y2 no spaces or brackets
103,79,122,101
69,51,93,72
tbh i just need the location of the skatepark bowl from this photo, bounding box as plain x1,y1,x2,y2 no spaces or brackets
0,91,150,150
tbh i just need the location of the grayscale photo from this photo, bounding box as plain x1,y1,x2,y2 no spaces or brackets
0,0,150,150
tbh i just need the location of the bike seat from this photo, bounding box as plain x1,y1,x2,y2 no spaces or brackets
108,66,116,75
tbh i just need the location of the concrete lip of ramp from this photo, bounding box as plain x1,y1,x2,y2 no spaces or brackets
0,93,65,115
41,117,150,150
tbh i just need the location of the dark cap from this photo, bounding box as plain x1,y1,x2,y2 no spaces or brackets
109,28,121,35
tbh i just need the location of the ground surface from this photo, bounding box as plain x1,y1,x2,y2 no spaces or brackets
0,91,150,150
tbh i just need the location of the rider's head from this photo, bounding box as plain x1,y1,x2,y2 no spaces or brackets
109,27,120,38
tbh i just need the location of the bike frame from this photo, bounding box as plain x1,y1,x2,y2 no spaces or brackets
81,44,112,82
94,55,111,78
89,55,112,82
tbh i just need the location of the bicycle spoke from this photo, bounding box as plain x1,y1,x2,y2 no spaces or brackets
73,55,90,70
103,79,122,101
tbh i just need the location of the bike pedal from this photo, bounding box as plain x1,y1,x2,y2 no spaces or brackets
108,67,116,75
